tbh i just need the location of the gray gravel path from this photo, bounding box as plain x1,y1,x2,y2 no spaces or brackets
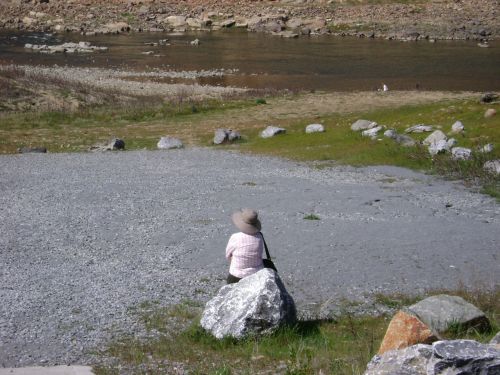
0,149,499,367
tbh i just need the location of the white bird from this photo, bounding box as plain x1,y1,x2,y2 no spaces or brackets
383,84,389,92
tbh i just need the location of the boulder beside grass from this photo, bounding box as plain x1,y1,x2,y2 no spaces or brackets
200,268,296,339
351,119,378,131
157,136,183,149
378,295,490,355
261,126,286,138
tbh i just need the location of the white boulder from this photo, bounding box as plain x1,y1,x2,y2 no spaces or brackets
157,136,183,150
423,130,447,146
451,121,464,134
451,147,472,160
261,126,286,138
305,123,325,133
351,119,378,131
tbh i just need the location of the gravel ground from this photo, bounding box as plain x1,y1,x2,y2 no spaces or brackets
0,149,499,367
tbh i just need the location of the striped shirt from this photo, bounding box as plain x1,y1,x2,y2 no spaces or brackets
226,232,264,278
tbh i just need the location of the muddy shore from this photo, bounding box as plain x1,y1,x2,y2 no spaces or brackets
0,0,498,41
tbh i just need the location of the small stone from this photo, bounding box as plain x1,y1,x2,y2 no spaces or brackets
450,121,464,134
395,134,416,147
362,126,383,138
261,126,286,138
384,129,397,139
18,147,47,153
480,93,499,103
451,147,472,160
479,143,494,153
484,160,500,175
484,108,497,118
305,124,325,133
157,136,183,150
446,138,457,148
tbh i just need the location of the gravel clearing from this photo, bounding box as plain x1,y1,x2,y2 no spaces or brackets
0,149,499,367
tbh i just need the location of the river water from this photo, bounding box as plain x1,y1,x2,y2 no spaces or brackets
0,30,499,91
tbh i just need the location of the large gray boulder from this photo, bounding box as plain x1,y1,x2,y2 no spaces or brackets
365,340,500,375
484,160,500,175
200,268,296,339
157,136,183,150
407,295,490,334
351,119,378,131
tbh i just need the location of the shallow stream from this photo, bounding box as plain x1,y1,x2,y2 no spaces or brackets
0,30,499,91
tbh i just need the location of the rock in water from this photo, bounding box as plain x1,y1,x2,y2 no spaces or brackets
407,295,490,334
260,126,286,138
200,268,296,339
305,123,325,133
157,136,183,150
351,119,378,131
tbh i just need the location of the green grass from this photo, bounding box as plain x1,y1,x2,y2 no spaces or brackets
303,213,321,220
239,100,500,198
93,287,499,375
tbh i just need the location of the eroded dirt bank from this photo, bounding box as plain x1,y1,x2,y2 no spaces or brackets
0,0,498,41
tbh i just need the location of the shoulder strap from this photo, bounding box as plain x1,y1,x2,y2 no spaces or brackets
259,232,272,260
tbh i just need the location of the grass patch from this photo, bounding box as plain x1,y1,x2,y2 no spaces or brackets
303,213,321,220
94,287,499,375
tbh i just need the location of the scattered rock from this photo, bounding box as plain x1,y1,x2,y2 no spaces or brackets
450,120,464,134
423,130,447,146
261,126,286,138
221,19,236,28
305,123,325,133
479,143,494,153
106,138,125,151
428,139,449,155
480,93,499,104
157,136,183,150
200,268,296,339
395,134,417,147
451,147,472,160
366,340,500,375
407,295,490,334
351,119,378,131
384,129,397,138
378,310,437,355
362,125,383,138
213,129,241,144
446,138,457,148
405,124,433,133
18,147,47,153
484,160,500,175
484,108,497,118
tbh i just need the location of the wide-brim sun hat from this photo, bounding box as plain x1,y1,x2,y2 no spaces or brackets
232,208,261,235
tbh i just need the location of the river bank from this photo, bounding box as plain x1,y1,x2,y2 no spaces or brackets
0,0,498,41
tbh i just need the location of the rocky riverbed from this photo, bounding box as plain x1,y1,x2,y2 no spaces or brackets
0,0,498,41
0,149,499,367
